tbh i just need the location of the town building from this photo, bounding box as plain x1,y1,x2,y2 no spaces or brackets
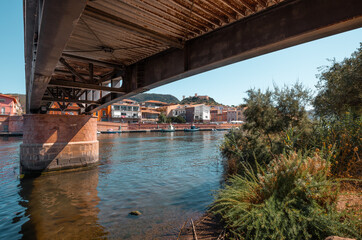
95,99,141,123
48,102,80,115
0,94,23,116
141,107,160,123
165,104,187,118
194,93,209,101
227,108,237,122
111,101,141,123
141,100,168,109
185,104,210,123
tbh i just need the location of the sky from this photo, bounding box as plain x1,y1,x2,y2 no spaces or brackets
0,1,361,106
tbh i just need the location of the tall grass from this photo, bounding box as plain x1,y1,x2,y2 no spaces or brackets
212,151,361,240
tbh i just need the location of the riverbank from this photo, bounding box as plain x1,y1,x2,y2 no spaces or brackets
98,122,240,133
0,121,240,136
177,184,361,240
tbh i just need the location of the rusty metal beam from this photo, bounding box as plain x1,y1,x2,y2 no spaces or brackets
42,97,100,105
83,5,183,48
48,79,126,93
62,53,123,68
87,0,362,113
25,0,88,113
54,69,101,80
59,57,88,83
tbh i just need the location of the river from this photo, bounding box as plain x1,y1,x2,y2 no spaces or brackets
0,131,225,239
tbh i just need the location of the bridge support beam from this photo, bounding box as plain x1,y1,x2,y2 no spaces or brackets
20,114,99,174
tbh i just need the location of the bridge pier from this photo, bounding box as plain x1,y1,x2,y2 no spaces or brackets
20,114,99,174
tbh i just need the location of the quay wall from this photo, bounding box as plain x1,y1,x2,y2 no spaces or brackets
0,115,23,133
126,123,239,130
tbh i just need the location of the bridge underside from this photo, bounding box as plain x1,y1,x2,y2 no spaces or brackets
24,0,362,114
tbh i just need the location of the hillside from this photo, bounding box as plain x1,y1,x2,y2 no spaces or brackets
130,93,179,103
180,96,220,105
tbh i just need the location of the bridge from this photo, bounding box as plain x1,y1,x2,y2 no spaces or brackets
21,0,362,173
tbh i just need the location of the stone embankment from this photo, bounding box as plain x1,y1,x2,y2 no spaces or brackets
97,122,240,132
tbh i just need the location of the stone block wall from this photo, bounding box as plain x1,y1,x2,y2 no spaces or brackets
20,114,99,173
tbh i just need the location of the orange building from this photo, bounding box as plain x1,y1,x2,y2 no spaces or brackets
48,102,80,115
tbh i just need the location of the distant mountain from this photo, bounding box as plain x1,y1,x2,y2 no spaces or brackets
130,93,179,104
180,96,220,105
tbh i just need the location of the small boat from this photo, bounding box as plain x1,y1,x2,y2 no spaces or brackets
184,125,199,132
161,124,175,132
101,128,122,134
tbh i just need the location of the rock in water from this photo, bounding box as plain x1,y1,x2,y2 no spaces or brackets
129,211,142,216
325,237,356,240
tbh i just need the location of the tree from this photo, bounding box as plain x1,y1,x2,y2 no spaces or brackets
158,113,167,123
314,43,362,118
243,82,311,135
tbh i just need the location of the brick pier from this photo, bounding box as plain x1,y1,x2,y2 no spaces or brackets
20,114,99,173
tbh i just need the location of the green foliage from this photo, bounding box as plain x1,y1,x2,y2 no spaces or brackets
212,151,360,240
180,96,219,105
158,113,168,123
243,82,312,135
169,115,186,123
130,93,179,104
158,113,186,123
311,112,362,178
221,83,313,174
314,43,362,117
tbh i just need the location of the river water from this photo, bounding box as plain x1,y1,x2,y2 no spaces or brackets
0,131,225,239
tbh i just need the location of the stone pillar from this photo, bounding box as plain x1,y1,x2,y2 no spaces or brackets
20,114,99,173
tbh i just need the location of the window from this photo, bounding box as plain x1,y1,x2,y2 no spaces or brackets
0,99,4,103
1,107,5,114
96,112,98,116
102,111,106,116
121,113,126,116
113,106,120,110
133,106,139,111
127,106,132,111
121,106,127,111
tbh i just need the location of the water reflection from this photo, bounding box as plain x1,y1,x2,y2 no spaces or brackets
0,131,225,239
19,168,107,240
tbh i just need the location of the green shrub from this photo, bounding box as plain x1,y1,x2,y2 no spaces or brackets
212,151,360,240
220,125,314,175
311,112,361,178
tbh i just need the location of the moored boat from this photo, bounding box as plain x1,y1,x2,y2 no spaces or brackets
161,124,175,132
184,125,199,132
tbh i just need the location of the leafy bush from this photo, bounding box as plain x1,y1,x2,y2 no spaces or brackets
311,112,361,178
220,124,314,175
212,151,360,240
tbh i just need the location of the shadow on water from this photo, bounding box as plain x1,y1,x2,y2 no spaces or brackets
17,168,108,240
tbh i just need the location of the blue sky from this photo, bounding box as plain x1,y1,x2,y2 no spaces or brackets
1,1,361,105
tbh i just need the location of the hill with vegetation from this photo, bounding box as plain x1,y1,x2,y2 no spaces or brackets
180,96,220,105
130,93,179,103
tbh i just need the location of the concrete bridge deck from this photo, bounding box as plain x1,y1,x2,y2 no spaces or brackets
24,0,362,114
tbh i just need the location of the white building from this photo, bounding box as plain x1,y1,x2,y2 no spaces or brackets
186,104,210,123
111,100,141,123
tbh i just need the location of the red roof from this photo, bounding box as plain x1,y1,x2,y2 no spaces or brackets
0,94,19,104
